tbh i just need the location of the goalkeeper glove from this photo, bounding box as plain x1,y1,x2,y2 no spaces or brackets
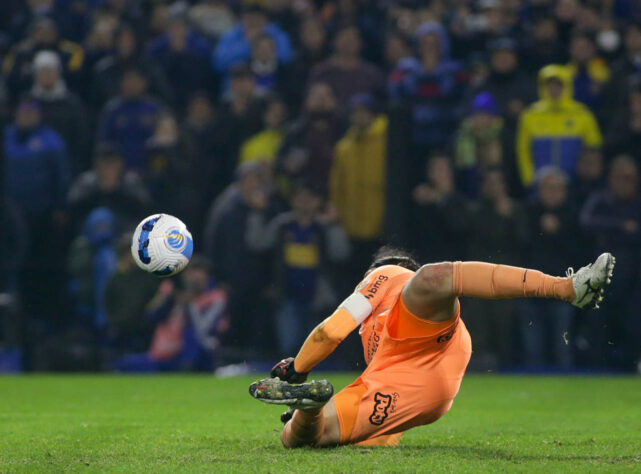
270,357,308,383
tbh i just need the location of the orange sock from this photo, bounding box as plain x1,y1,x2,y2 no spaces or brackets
452,262,575,302
281,408,325,448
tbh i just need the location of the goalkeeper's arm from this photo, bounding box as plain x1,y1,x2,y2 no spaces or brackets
271,293,372,381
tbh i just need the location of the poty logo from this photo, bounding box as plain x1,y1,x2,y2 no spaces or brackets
364,275,388,299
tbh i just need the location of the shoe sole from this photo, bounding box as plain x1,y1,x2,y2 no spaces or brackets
248,378,334,408
588,253,616,310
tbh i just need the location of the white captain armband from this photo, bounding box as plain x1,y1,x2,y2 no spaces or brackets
339,292,373,325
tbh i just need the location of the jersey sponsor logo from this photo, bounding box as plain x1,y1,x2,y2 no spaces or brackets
369,392,392,425
364,275,389,300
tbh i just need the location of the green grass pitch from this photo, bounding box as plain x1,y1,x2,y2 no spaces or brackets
0,374,640,473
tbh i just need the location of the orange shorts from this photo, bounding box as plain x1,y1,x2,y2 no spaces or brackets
333,297,472,445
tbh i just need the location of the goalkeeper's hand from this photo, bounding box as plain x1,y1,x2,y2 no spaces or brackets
270,357,308,383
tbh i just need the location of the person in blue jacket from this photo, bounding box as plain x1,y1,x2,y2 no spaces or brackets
98,68,161,171
213,4,292,75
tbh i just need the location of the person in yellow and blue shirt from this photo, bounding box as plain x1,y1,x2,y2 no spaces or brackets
517,64,602,188
245,182,350,354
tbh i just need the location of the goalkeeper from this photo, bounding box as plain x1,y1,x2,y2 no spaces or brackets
250,248,615,448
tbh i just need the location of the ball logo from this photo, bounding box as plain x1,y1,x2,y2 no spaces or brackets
167,230,185,250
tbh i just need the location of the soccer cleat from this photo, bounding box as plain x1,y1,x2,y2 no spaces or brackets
566,253,615,309
248,377,334,410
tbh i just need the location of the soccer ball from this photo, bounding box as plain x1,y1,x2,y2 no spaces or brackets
131,214,193,277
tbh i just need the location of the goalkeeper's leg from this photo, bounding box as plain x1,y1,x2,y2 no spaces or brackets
249,378,340,447
403,253,615,322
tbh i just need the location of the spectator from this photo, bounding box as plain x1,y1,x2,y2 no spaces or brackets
215,64,266,186
246,182,350,354
520,167,578,368
213,4,292,74
67,143,150,230
330,93,386,277
113,256,229,372
455,92,504,197
98,67,162,171
4,16,84,100
4,98,70,327
92,25,172,109
287,18,329,111
474,37,536,143
308,25,384,106
383,32,411,73
188,0,235,40
605,22,641,118
29,50,89,173
605,80,641,162
521,17,565,74
145,112,200,230
4,98,70,218
202,163,284,357
81,13,119,84
580,156,641,369
248,34,293,96
567,30,610,111
464,168,529,369
67,207,118,332
388,22,468,169
105,233,159,355
410,154,470,263
277,82,341,197
147,13,213,110
239,97,287,167
571,148,604,209
517,65,602,188
180,92,227,218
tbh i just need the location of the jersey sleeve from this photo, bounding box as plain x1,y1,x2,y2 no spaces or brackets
293,265,410,373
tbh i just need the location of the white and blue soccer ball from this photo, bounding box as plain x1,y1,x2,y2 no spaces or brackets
131,213,193,277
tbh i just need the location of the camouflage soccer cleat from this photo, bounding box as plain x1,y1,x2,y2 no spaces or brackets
567,252,616,309
248,377,334,410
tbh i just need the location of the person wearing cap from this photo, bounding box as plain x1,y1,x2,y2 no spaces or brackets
29,50,89,173
455,91,504,197
516,64,602,188
213,4,292,74
330,93,388,281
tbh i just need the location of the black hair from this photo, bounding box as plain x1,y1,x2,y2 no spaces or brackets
369,246,421,272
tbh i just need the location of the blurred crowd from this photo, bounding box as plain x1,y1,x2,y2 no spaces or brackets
0,0,640,373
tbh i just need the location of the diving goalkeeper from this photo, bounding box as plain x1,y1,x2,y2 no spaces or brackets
249,248,615,448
